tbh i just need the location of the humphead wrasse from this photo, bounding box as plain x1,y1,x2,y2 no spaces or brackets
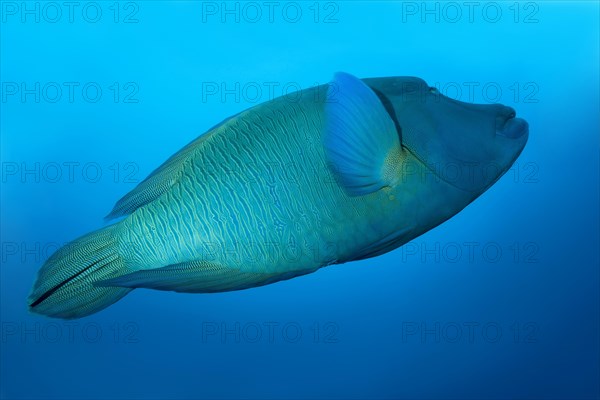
29,72,529,319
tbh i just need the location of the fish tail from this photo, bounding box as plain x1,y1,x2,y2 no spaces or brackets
28,224,132,319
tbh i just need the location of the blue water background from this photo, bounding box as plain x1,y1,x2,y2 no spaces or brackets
1,2,599,399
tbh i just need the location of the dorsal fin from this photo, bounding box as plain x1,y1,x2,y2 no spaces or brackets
104,136,202,220
105,113,241,221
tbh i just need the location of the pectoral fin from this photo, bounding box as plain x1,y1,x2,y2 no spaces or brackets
324,72,402,196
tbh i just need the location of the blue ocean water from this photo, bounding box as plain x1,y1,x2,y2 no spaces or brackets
1,1,599,399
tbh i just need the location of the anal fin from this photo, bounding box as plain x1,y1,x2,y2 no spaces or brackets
96,261,317,293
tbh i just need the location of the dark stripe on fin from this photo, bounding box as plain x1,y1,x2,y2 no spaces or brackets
28,225,132,319
29,256,108,308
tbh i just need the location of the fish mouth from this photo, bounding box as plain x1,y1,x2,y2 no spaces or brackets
496,109,529,139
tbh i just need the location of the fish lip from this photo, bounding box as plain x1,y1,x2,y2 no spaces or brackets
497,116,529,139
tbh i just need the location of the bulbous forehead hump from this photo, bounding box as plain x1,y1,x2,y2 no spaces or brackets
363,76,429,96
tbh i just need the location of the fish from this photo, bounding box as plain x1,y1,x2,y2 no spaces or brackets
28,72,529,319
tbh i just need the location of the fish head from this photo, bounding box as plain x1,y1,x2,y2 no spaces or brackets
364,76,529,195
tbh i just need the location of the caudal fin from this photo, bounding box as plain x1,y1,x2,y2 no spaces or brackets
28,225,132,319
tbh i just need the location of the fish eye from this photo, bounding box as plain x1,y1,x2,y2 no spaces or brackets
429,86,439,94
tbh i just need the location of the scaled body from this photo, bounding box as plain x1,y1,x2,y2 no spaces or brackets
29,73,528,318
